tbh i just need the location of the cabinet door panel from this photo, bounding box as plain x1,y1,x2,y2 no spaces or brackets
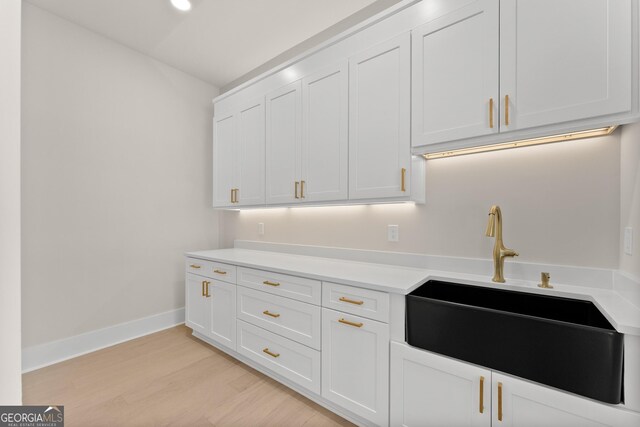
493,373,640,427
266,81,302,204
322,308,389,426
349,33,411,200
212,113,236,208
185,274,208,336
500,0,632,131
390,342,491,427
236,98,265,206
207,279,236,351
301,63,348,202
412,0,499,146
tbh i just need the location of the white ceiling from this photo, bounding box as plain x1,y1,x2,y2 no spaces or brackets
26,0,378,88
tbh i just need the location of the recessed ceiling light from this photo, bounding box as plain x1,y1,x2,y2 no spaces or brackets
171,0,191,12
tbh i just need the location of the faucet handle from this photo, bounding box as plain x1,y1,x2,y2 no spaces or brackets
538,272,553,289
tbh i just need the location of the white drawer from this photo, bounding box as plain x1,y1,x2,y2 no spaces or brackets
237,267,321,305
236,320,320,395
185,258,236,284
322,282,389,323
237,286,321,350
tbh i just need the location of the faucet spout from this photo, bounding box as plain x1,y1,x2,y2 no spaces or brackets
485,205,518,283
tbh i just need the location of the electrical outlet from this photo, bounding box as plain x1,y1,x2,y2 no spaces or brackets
624,227,633,255
388,225,399,242
258,223,265,236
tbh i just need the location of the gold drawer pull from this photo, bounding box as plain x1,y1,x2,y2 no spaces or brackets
479,376,484,413
190,264,201,269
214,269,227,275
339,318,363,328
263,348,280,358
339,296,364,305
263,280,280,287
489,98,494,128
263,310,280,318
498,382,503,421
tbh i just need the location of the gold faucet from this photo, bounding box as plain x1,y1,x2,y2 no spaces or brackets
485,205,519,283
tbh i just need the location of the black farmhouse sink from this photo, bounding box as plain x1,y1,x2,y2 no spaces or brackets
406,280,623,404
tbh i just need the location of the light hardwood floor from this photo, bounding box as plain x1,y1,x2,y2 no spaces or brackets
23,325,354,427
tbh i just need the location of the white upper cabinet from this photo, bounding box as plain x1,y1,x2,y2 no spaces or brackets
412,0,499,146
500,0,632,132
301,62,349,203
412,0,636,150
235,99,265,207
349,33,411,200
266,81,302,205
212,98,265,208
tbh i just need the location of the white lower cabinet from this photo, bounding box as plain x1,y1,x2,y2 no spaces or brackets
207,279,236,351
237,319,321,395
390,342,491,427
322,308,389,426
390,342,640,427
185,273,208,336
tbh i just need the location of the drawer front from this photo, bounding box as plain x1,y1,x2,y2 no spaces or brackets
237,286,321,350
185,258,237,284
237,319,320,395
237,267,321,305
323,282,390,323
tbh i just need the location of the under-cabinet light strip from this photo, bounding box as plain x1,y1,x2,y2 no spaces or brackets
423,126,617,160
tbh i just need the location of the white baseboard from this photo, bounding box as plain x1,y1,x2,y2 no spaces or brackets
22,308,185,373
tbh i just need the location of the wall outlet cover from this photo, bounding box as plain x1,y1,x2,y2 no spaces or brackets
388,225,399,242
258,223,265,236
624,227,633,255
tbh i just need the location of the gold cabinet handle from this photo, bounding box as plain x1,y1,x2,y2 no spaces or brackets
213,269,227,275
234,188,239,203
201,280,206,297
300,180,305,198
479,376,485,414
294,181,300,199
190,264,201,269
339,318,363,328
263,348,280,358
339,296,364,305
504,95,510,126
498,382,503,421
230,188,234,203
263,310,280,318
263,280,280,287
401,168,406,192
205,281,211,298
489,98,494,128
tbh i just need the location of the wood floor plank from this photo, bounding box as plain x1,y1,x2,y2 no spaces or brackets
23,325,355,427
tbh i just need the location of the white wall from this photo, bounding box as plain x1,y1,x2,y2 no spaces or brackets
621,122,640,279
0,0,22,404
221,132,621,269
21,4,219,348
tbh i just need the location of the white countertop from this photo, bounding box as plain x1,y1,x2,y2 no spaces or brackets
186,248,640,335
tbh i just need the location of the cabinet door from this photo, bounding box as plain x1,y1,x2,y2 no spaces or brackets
349,33,411,200
235,98,265,206
207,279,236,351
185,274,208,336
301,62,348,202
493,373,640,427
412,0,499,147
500,0,632,132
212,112,236,208
266,81,302,204
322,308,389,426
390,342,491,427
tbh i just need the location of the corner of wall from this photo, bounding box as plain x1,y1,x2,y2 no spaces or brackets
620,122,640,279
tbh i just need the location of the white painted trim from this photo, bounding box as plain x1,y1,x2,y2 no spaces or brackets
233,240,615,289
22,308,185,373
